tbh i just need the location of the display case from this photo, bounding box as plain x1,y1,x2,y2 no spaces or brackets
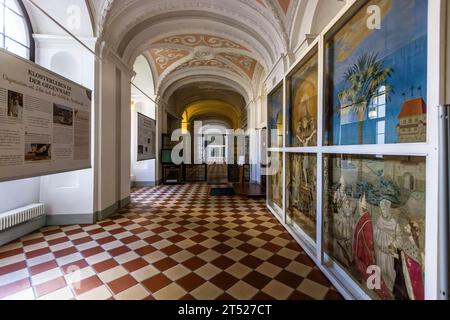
266,0,443,300
162,165,184,185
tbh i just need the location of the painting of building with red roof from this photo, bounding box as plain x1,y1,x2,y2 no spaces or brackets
397,97,427,143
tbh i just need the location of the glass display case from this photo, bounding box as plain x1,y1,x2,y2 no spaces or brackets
266,0,443,300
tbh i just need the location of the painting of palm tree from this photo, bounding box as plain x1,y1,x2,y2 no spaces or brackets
338,52,393,144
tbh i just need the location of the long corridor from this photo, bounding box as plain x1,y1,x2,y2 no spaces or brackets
0,184,341,300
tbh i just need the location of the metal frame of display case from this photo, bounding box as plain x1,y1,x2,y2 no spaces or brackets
266,0,447,300
267,83,285,222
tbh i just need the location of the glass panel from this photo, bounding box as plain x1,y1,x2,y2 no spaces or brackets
287,153,317,241
4,37,28,59
5,0,20,15
287,53,318,147
324,0,428,145
323,154,426,300
268,152,283,211
5,7,28,47
0,4,5,35
268,86,283,148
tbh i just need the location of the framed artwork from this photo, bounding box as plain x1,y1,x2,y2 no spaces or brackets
323,154,426,300
324,0,428,146
268,84,284,148
287,52,318,147
268,152,283,210
287,153,317,241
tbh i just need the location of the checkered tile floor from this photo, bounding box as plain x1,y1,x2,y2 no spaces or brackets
0,184,342,300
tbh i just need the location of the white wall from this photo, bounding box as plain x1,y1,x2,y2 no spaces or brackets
130,55,156,185
36,36,95,218
0,178,40,213
96,57,119,210
23,0,93,38
120,70,132,200
131,101,156,184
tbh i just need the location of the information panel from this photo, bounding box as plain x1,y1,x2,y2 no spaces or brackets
137,113,156,161
0,49,92,182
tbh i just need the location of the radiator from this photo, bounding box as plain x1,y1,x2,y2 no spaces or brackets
0,204,45,231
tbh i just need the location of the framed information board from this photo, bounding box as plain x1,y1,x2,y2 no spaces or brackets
0,49,92,182
137,112,156,161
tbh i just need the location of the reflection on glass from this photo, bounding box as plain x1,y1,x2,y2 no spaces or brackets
288,53,318,147
5,7,27,45
268,152,283,210
287,153,317,240
269,86,283,148
1,0,30,60
324,0,428,145
323,154,426,300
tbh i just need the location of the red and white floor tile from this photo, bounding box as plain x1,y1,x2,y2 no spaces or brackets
0,184,342,300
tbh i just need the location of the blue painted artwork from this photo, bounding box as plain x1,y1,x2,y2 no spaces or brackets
325,0,428,145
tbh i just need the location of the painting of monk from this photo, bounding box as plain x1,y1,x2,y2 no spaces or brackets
323,154,426,300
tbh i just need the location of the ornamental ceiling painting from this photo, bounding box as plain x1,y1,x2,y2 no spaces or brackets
148,34,260,80
153,34,249,51
149,48,191,75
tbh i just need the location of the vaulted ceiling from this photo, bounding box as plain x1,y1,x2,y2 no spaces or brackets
88,0,346,108
88,0,304,98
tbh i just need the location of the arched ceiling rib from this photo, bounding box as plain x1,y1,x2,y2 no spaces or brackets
160,72,252,105
184,100,242,129
168,81,246,117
